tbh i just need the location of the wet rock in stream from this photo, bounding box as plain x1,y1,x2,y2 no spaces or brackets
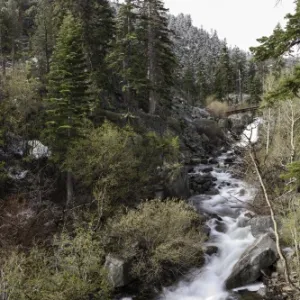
189,172,218,195
225,233,278,289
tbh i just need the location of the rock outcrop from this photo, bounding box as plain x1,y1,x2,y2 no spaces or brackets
104,255,132,288
238,215,278,238
164,166,191,199
225,233,278,289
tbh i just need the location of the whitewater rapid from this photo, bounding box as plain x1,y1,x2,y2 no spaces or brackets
159,119,262,300
121,119,262,300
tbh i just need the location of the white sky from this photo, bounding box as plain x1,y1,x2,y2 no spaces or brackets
163,0,295,51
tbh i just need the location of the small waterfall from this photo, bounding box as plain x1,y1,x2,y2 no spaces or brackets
159,119,262,300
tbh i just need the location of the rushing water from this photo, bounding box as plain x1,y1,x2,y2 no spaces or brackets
159,119,262,300
121,119,262,300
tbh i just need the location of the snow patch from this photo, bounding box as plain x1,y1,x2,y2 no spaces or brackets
236,118,263,147
28,140,51,159
8,168,28,180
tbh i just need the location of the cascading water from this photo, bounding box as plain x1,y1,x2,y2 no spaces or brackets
158,118,262,300
121,118,262,300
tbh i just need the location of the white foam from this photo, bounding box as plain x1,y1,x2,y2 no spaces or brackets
236,118,263,147
160,167,257,300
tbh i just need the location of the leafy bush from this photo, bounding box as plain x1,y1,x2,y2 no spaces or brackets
2,64,42,137
206,100,229,118
106,199,205,288
0,227,111,300
66,121,180,206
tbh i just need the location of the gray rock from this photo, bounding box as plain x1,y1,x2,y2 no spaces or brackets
224,157,235,164
204,188,219,195
249,216,275,237
190,158,202,165
202,245,218,256
104,255,132,288
218,118,232,130
214,220,227,233
239,189,246,197
208,158,218,164
196,165,213,173
239,216,277,237
164,167,190,199
192,107,210,119
229,114,253,136
194,119,224,141
225,233,278,289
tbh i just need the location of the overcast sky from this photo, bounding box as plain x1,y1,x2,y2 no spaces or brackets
163,0,295,51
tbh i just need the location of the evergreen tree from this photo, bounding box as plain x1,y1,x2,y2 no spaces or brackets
246,61,262,104
0,0,21,73
214,43,232,101
46,13,90,206
32,0,55,77
196,61,209,104
107,0,147,109
182,63,197,104
140,0,176,114
53,0,114,91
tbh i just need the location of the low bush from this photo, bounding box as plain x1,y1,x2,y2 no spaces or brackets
0,227,111,300
206,100,229,118
106,199,206,289
66,121,180,207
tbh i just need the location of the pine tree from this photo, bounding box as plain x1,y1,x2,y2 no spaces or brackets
196,61,209,104
32,0,55,77
0,0,21,73
182,63,197,104
140,0,176,115
214,43,232,101
107,0,147,109
53,0,114,91
46,12,90,206
246,61,262,104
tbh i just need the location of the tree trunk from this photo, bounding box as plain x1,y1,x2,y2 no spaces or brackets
250,150,300,291
238,69,243,103
66,125,73,208
66,170,73,208
266,108,271,155
147,2,156,114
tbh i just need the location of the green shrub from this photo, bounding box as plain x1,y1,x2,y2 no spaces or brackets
0,227,111,300
206,100,229,118
66,121,180,206
106,199,205,288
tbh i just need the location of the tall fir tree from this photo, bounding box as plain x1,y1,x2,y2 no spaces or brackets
107,0,147,109
214,43,232,101
0,0,22,73
46,12,90,206
53,0,114,91
32,0,55,77
140,0,176,115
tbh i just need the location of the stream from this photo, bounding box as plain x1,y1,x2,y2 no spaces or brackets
159,119,263,300
121,119,263,300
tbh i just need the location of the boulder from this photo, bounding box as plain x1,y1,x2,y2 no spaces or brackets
202,245,218,256
208,157,218,164
229,113,253,136
204,188,219,196
191,107,210,119
164,167,190,199
225,233,278,289
238,216,277,237
195,165,213,173
218,118,232,130
214,219,228,233
194,119,224,141
190,173,216,194
104,255,132,288
249,216,275,237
